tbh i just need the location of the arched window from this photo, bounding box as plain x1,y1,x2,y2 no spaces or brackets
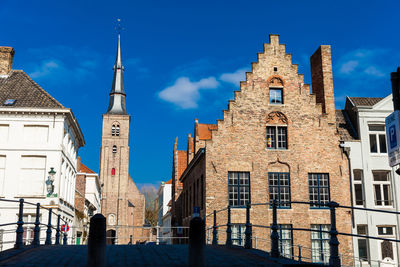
116,125,120,136
111,168,116,175
112,123,120,136
112,145,117,153
266,111,288,150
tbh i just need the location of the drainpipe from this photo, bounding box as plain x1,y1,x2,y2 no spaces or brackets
340,143,355,228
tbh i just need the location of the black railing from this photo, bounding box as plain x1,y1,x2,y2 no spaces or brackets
0,198,70,250
206,200,400,267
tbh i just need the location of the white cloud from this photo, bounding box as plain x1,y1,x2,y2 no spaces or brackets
158,76,219,109
219,68,248,85
29,60,61,78
339,60,359,75
364,66,385,77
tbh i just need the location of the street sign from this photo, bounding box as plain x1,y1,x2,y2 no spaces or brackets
61,224,70,232
386,110,400,167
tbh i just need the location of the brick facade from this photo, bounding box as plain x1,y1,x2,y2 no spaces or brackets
99,114,146,244
174,35,353,264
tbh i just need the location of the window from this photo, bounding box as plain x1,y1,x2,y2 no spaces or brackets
308,173,330,208
377,226,395,261
112,145,117,154
378,226,394,236
20,156,46,195
112,124,120,136
0,125,9,143
111,168,116,176
0,156,5,196
357,225,369,261
369,125,387,153
277,224,293,258
270,88,283,104
311,224,330,263
353,170,364,206
373,171,392,206
268,172,290,208
228,172,250,207
267,126,287,149
232,224,246,246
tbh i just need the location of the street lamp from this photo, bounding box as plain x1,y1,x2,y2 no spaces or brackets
46,167,56,195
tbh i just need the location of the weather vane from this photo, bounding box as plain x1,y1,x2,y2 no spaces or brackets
115,18,124,34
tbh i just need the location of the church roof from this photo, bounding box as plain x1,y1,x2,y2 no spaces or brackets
0,70,64,109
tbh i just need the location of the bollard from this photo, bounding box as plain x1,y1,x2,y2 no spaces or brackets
328,201,340,267
45,208,52,245
244,203,252,249
33,203,41,246
270,200,280,258
226,206,232,247
298,245,302,262
188,216,205,267
212,210,218,245
55,215,61,245
87,214,106,267
15,198,24,249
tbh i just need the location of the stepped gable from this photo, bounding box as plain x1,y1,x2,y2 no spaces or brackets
0,70,64,109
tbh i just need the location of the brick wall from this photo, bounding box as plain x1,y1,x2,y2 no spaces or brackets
177,35,353,264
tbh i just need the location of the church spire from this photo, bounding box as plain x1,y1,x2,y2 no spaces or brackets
107,20,127,115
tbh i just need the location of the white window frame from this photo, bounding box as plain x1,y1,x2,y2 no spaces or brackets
353,169,365,207
368,124,387,154
372,171,393,208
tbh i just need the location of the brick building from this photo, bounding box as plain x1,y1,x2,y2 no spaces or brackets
172,35,353,264
99,33,145,245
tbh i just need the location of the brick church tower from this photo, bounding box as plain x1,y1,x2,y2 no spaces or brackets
99,32,145,244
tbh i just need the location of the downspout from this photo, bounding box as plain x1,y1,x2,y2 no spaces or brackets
340,143,355,228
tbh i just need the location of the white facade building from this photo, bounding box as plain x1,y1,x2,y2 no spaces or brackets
338,95,400,266
157,180,172,244
0,47,85,250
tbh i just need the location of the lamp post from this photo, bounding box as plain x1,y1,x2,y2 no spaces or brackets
46,167,56,196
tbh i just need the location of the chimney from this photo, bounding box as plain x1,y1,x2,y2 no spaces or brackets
310,45,336,123
0,47,15,76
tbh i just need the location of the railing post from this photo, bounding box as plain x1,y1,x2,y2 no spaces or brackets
328,201,340,267
270,199,280,258
45,208,52,245
298,245,302,262
63,230,68,245
14,198,24,249
188,216,205,267
245,203,252,249
255,236,258,249
226,206,232,247
212,210,218,245
33,203,40,246
55,215,61,245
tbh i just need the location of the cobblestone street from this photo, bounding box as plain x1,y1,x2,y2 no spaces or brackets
0,245,285,266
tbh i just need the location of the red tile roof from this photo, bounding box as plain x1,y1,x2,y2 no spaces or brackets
80,163,96,174
198,123,217,140
177,150,187,186
165,179,172,184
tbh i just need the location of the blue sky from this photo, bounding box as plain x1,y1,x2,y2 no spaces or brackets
1,0,399,189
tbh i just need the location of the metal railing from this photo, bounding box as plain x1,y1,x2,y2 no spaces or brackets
205,200,400,267
0,198,71,250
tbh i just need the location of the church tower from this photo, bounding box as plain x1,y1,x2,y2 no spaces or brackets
99,31,145,244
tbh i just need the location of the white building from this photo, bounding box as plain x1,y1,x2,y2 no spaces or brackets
0,46,85,250
338,95,400,266
157,180,172,244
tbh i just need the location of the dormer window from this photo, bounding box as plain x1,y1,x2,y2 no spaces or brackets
112,145,117,153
